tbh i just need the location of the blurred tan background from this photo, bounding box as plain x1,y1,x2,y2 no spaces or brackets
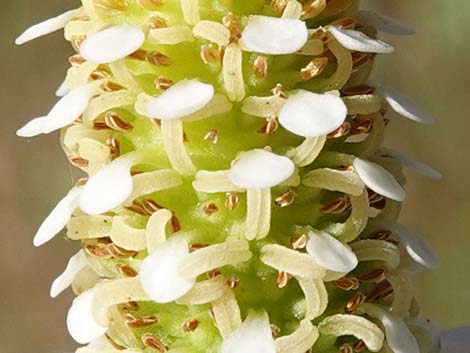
0,1,468,352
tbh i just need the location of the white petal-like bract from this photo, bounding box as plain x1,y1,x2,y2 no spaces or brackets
67,288,108,344
353,158,405,202
328,26,394,54
139,237,195,303
380,147,442,179
278,90,347,138
17,83,96,137
15,9,80,45
221,310,276,353
228,149,295,189
306,230,358,273
377,86,435,124
56,79,71,97
357,11,416,35
360,303,419,353
145,79,214,120
51,250,88,298
80,25,145,64
390,222,439,270
79,154,137,215
241,16,308,55
33,187,82,247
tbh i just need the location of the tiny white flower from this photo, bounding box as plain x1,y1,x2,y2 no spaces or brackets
144,79,214,120
17,82,97,137
79,153,138,215
221,310,276,353
306,230,358,273
357,10,416,36
67,288,108,344
15,9,81,45
139,237,195,303
353,158,406,202
278,90,347,138
33,187,82,247
228,149,295,189
80,25,145,64
50,250,88,298
240,16,308,55
328,26,394,54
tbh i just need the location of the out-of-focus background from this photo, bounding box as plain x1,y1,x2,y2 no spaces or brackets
0,1,468,352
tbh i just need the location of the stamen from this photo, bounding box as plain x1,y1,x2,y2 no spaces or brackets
222,13,242,43
320,196,351,214
357,268,386,283
225,192,239,210
202,203,219,215
201,44,221,64
129,49,173,66
335,277,360,291
345,292,367,313
339,343,354,353
271,0,289,14
148,15,167,29
154,76,173,90
259,117,279,135
142,333,168,352
300,57,329,81
277,271,292,288
182,319,200,332
301,0,326,20
291,234,309,250
116,264,138,278
84,243,113,259
275,190,295,207
253,56,268,78
125,314,158,328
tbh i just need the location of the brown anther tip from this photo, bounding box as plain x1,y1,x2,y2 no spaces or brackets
291,234,309,250
202,203,219,215
116,264,138,278
107,137,121,160
107,243,138,259
277,271,292,288
142,333,168,352
339,343,354,353
75,177,88,187
84,243,113,259
270,324,281,338
125,200,149,216
189,243,208,252
320,196,351,214
182,319,199,332
271,0,289,14
366,280,393,301
69,156,89,168
204,129,219,144
207,269,221,279
300,57,329,81
227,276,239,288
258,117,279,135
119,301,140,312
275,190,296,208
345,292,367,313
253,56,268,78
350,118,373,135
357,268,386,284
272,83,288,99
170,214,181,233
68,54,86,67
104,333,126,351
141,198,163,215
101,81,125,93
225,192,239,211
335,277,360,291
201,45,221,64
222,13,242,43
130,50,173,67
353,340,366,352
154,76,173,90
104,111,133,132
341,84,376,96
125,314,158,328
328,121,351,138
148,14,167,29
330,17,357,30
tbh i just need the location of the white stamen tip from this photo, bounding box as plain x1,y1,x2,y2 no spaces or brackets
16,116,47,137
380,147,442,180
353,158,405,202
390,223,439,270
357,11,416,36
241,16,308,55
306,230,358,273
15,9,80,45
145,79,214,120
228,149,295,189
79,154,136,215
377,86,435,124
80,25,145,64
66,288,108,344
50,250,88,298
33,187,82,247
221,310,276,353
278,90,347,138
56,79,71,97
328,26,394,54
139,237,195,303
17,83,95,138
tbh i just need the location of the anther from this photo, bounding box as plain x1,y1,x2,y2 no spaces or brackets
84,243,113,259
320,196,351,214
335,277,360,291
182,319,200,332
129,50,173,67
367,280,393,301
107,137,120,160
328,121,351,138
339,343,354,353
227,276,239,289
330,17,357,30
116,264,138,277
222,13,241,43
101,81,125,92
258,117,279,135
345,292,367,313
272,83,288,99
104,111,133,132
204,129,219,144
141,199,163,215
201,44,221,64
104,333,126,351
148,14,167,29
300,57,329,81
357,268,386,283
107,243,138,259
69,156,89,168
253,56,268,78
154,76,173,90
275,190,295,207
225,192,238,210
138,0,163,12
341,84,375,96
202,203,219,215
271,0,289,14
291,234,309,250
125,314,159,328
68,54,86,67
277,271,291,288
142,333,168,352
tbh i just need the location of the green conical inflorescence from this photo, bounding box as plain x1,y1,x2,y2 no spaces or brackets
16,1,442,353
